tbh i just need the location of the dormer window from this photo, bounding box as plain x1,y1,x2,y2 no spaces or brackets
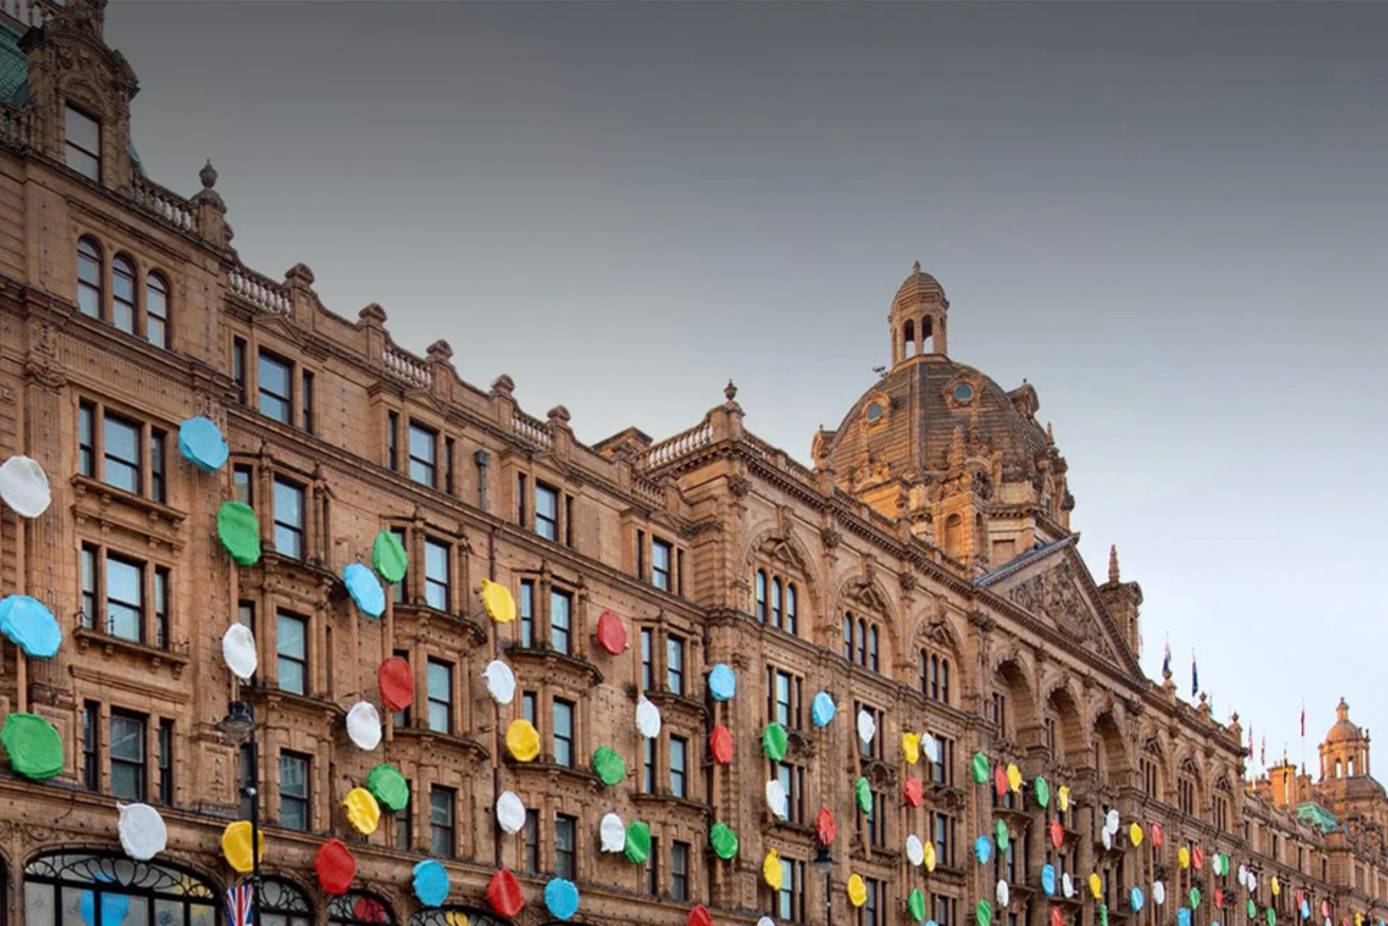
65,105,101,181
865,401,885,422
952,383,974,404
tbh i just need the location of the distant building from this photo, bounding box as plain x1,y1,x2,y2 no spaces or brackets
0,3,1385,926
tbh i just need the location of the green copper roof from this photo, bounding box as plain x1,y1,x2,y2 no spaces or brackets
1296,801,1338,833
0,21,27,105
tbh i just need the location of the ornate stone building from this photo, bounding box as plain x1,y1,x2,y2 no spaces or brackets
0,3,1385,926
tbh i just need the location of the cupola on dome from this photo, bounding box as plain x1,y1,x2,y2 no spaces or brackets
892,261,948,312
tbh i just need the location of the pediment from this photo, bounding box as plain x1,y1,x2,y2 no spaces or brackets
977,538,1142,678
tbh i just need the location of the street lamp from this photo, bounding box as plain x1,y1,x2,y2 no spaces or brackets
218,700,261,926
813,845,834,926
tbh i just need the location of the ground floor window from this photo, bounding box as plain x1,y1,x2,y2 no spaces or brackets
24,853,216,926
329,892,395,926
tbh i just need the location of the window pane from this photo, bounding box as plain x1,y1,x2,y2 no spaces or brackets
550,590,571,654
105,554,143,641
424,539,449,610
553,700,573,766
102,415,141,494
408,424,437,486
65,106,100,180
277,613,307,695
273,478,305,558
535,484,558,540
112,257,136,333
77,240,102,317
666,635,684,694
258,352,292,423
427,660,452,734
670,736,687,798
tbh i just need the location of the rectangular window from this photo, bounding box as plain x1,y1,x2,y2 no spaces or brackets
652,538,672,591
523,810,540,874
670,735,688,798
535,482,559,540
237,600,255,632
153,566,169,650
642,737,655,793
300,370,314,434
517,473,527,527
555,813,577,880
427,658,453,734
387,410,400,471
109,710,146,801
78,401,95,476
233,464,253,506
778,857,805,922
257,350,293,424
931,734,956,786
671,841,690,901
279,752,310,830
521,691,536,725
636,529,645,579
424,538,450,611
65,104,101,181
856,703,883,759
408,422,437,487
81,701,100,791
640,627,654,690
934,895,955,926
565,494,575,547
395,785,411,850
389,528,407,604
156,718,174,804
232,338,248,404
933,813,955,867
646,836,661,895
272,477,306,559
553,698,575,767
519,579,535,647
102,412,142,494
150,428,166,503
768,667,803,729
550,588,572,654
429,786,456,857
666,634,685,695
276,611,308,695
778,762,806,825
391,648,410,727
105,551,144,643
444,437,456,495
859,877,883,926
79,545,97,629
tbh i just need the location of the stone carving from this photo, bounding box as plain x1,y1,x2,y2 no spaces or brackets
1007,561,1115,659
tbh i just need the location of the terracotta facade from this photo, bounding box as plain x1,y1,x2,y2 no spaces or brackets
0,4,1386,926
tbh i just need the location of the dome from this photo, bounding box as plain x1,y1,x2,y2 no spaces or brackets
820,356,1050,491
1326,698,1364,745
892,261,947,312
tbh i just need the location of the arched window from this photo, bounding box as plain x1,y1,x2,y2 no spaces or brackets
24,851,217,926
843,611,882,673
1177,759,1199,816
784,583,797,636
1140,740,1163,799
146,272,169,348
919,648,952,705
329,892,395,926
755,570,767,622
410,909,510,926
753,566,803,637
771,578,782,626
111,255,137,334
77,237,103,318
903,319,915,356
257,878,312,926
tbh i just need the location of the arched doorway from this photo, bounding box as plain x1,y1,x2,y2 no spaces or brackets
23,852,217,926
256,878,313,926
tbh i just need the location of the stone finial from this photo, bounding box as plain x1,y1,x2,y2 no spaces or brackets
285,263,315,287
724,379,738,402
1108,545,1120,583
1045,421,1055,445
490,374,515,398
547,405,571,425
912,260,921,273
200,159,218,190
359,303,387,325
426,339,453,363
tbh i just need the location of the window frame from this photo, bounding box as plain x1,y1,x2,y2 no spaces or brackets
408,421,439,488
426,658,454,735
429,785,456,858
108,708,147,802
275,610,309,696
257,348,295,425
279,751,311,831
64,103,102,180
272,476,307,560
552,697,575,767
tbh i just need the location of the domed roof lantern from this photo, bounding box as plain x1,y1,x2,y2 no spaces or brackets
888,261,950,366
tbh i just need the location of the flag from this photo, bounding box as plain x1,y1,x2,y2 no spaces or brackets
1191,650,1199,698
1261,735,1267,766
1162,640,1171,678
226,883,254,926
1301,703,1306,738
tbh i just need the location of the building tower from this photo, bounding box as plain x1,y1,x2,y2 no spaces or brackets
888,260,949,364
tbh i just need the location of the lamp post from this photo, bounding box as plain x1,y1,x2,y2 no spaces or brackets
814,845,834,926
218,700,261,926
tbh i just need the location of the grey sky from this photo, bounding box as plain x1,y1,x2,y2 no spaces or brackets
106,1,1388,772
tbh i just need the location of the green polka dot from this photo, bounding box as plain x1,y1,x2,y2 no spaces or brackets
217,501,261,566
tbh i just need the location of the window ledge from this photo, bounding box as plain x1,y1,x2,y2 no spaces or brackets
392,602,487,645
239,682,346,718
639,688,707,720
503,757,603,791
504,643,604,685
392,725,489,760
259,551,338,585
71,474,186,525
630,791,709,816
73,627,189,678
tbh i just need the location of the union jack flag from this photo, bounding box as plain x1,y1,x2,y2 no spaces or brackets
226,883,255,926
